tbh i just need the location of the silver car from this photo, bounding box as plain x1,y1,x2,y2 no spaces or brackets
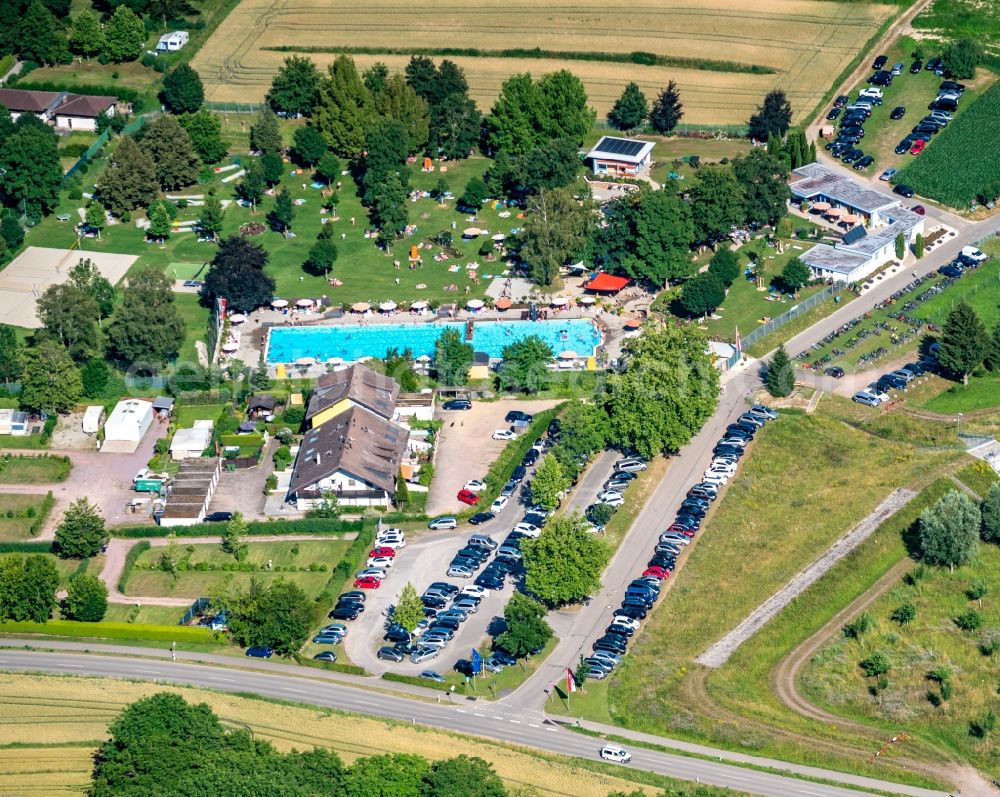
410,646,440,663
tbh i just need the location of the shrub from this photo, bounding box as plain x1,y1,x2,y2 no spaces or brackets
955,609,984,632
843,611,875,639
980,628,1000,656
890,602,916,626
859,650,892,678
117,541,150,593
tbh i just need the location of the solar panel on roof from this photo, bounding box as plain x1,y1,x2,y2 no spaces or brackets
842,226,867,245
596,137,645,157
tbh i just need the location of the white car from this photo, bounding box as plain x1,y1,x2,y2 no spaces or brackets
366,556,394,568
600,745,632,764
514,522,540,537
961,246,988,263
374,537,405,550
493,429,517,440
355,568,385,580
490,495,509,513
464,479,486,492
702,472,729,486
600,492,625,507
461,584,490,599
610,615,640,631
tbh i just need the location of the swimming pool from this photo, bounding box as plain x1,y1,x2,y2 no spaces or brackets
267,319,602,363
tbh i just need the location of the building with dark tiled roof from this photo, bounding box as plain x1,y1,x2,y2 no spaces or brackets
305,364,399,428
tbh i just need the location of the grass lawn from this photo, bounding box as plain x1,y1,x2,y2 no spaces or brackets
591,410,961,781
173,404,226,429
101,604,184,625
126,539,348,600
173,293,212,365
0,493,53,540
953,460,1000,499
800,531,1000,780
0,455,70,484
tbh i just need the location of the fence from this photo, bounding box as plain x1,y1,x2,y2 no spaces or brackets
205,101,265,114
922,268,1000,324
63,114,150,183
179,596,210,626
740,282,844,351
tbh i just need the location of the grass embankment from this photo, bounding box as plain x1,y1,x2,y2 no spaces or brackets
0,673,716,797
952,460,1000,499
125,539,351,600
561,410,960,786
800,517,1000,779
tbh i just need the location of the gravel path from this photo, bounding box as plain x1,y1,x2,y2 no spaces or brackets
696,488,917,667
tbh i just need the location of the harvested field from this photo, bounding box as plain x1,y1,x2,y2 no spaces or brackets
193,0,896,124
0,673,659,797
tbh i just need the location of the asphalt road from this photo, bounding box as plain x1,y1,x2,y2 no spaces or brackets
0,648,948,797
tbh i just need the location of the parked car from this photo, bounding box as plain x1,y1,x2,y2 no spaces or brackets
505,410,533,423
205,511,233,523
489,495,509,513
354,576,381,589
313,651,338,663
826,107,841,120
889,106,906,120
468,512,494,525
330,605,362,620
428,516,457,530
377,646,405,662
492,429,517,440
910,139,927,155
910,60,922,73
446,565,474,578
246,645,273,658
442,399,472,410
833,94,849,107
614,457,647,473
872,54,888,70
940,263,964,278
890,62,904,75
410,648,440,664
879,168,898,182
824,366,845,378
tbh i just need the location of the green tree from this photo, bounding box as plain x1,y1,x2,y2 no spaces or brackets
649,80,683,134
519,187,593,286
0,325,22,383
304,235,338,276
69,9,104,57
17,0,68,64
239,157,266,209
573,655,590,688
0,215,24,250
81,358,110,397
607,82,648,130
259,152,282,188
747,89,793,141
421,755,507,797
19,341,82,414
983,324,1000,373
267,55,321,116
431,177,450,201
314,55,376,156
96,136,159,215
895,232,906,261
537,69,595,146
63,572,108,621
495,592,552,656
315,152,342,187
679,271,726,317
203,236,277,313
552,401,609,471
919,489,981,571
221,512,247,559
982,482,1000,543
102,5,145,62
141,115,200,190
36,282,101,361
85,202,106,238
434,327,473,385
604,324,719,458
765,344,794,397
162,64,204,114
179,111,227,163
370,171,408,237
362,117,409,205
197,194,225,241
249,108,283,156
394,582,424,634
915,233,925,258
343,754,428,797
363,62,390,96
292,125,327,166
890,602,916,626
147,202,173,242
383,347,418,391
483,72,544,156
779,257,810,291
688,165,746,243
54,498,108,558
966,578,988,606
106,268,185,366
254,349,271,390
708,247,740,286
522,515,609,606
731,149,790,226
629,189,695,285
530,454,569,512
0,120,63,214
459,177,488,211
497,335,553,393
859,650,892,678
941,38,983,80
219,578,314,655
267,188,295,233
0,555,59,622
376,72,431,155
938,301,987,385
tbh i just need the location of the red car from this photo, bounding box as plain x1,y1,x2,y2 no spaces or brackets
354,576,382,589
912,204,926,215
642,566,671,580
910,139,926,155
368,546,397,558
666,524,696,536
457,488,480,506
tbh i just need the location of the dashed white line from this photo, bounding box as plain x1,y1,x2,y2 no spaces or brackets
63,664,83,668
474,712,486,717
509,720,520,724
492,716,504,721
528,723,539,728
545,727,558,732
455,709,466,713
284,688,307,694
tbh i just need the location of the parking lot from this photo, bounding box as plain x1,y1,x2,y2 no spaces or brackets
425,398,560,517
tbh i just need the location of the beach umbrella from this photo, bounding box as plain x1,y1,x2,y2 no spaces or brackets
270,299,288,308
221,341,239,352
379,301,397,312
623,317,642,330
297,356,316,366
410,300,428,310
841,213,860,224
810,201,831,212
492,233,506,242
550,296,569,306
467,299,484,309
578,296,596,305
824,207,844,217
559,350,577,359
296,298,314,308
462,227,481,238
326,357,344,365
415,354,432,363
495,298,512,310
351,302,370,312
229,313,246,324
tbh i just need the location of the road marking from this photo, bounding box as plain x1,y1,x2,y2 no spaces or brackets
509,720,520,724
284,688,307,694
492,716,504,721
455,709,466,713
474,712,486,717
528,723,539,728
719,774,749,781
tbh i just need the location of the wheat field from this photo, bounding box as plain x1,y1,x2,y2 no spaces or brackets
0,674,656,797
192,0,895,124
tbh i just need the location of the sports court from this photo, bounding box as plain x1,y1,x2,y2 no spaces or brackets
0,247,137,328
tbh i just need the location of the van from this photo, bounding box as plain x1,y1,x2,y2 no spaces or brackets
853,391,881,407
614,458,647,473
468,534,498,550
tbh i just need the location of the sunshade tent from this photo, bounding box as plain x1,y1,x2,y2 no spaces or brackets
467,299,484,309
351,302,370,312
550,296,569,306
463,228,481,237
271,299,288,308
410,300,428,309
296,298,314,307
811,201,831,211
584,272,630,293
495,298,512,310
578,296,596,304
229,313,246,323
379,301,397,312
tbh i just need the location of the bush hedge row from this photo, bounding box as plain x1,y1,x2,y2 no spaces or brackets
0,619,216,643
296,655,366,676
0,541,52,554
381,672,451,692
117,541,150,594
312,523,375,623
112,518,364,538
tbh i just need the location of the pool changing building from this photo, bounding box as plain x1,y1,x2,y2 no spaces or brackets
790,164,925,284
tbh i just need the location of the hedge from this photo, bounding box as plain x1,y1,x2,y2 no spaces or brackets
112,518,364,538
381,672,451,692
312,522,375,623
12,79,147,109
0,541,52,554
117,540,150,594
0,619,217,643
296,655,366,676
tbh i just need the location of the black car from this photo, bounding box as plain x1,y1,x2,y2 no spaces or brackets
330,605,362,620
854,155,874,170
522,448,538,466
468,512,495,526
910,60,922,73
925,57,942,72
894,184,914,198
939,263,964,278
869,70,892,86
678,502,706,518
511,465,527,482
890,106,906,120
385,625,410,642
894,139,912,155
845,149,866,164
594,637,628,654
616,604,647,620
421,595,448,609
547,418,561,437
824,366,845,379
902,362,926,377
940,81,966,93
648,555,676,570
929,98,958,112
826,107,842,120
476,573,504,590
522,511,548,527
833,94,849,108
878,374,907,391
456,546,490,562
607,623,635,638
338,591,367,603
505,410,532,423
872,54,888,70
246,645,273,658
204,511,233,522
913,123,940,136
442,399,472,411
491,649,518,667
377,646,405,662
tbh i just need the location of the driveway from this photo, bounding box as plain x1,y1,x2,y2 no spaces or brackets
426,398,560,517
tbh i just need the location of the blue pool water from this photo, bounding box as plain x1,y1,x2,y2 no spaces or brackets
267,319,602,363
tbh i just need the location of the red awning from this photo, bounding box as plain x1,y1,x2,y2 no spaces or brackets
584,273,630,293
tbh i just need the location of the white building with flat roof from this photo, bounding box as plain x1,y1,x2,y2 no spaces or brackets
102,399,153,453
